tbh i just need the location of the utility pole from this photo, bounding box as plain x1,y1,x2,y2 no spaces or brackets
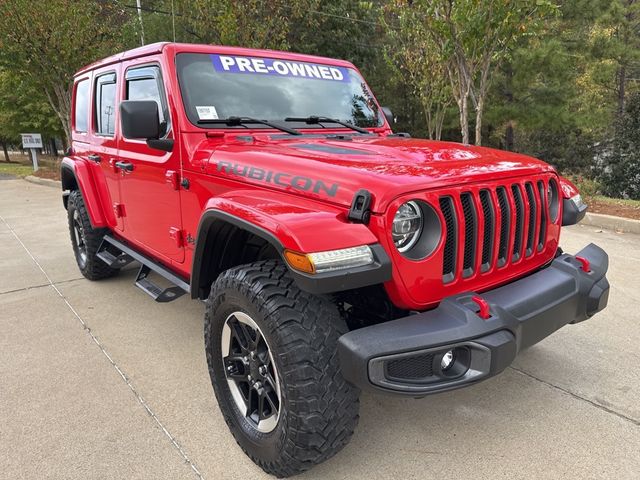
171,0,176,42
136,0,145,46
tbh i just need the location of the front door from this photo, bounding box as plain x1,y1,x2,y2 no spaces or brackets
91,66,123,231
117,60,184,262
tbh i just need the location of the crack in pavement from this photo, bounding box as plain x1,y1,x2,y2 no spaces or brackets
0,277,85,297
509,366,640,427
0,213,205,479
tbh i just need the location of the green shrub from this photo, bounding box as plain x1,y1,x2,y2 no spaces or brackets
599,93,640,200
566,174,601,199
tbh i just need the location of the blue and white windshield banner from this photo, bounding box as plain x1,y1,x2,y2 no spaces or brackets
211,54,350,82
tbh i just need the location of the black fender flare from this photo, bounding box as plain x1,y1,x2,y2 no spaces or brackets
190,209,392,299
60,162,77,210
191,209,286,299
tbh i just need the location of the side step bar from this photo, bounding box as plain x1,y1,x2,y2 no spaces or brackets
97,235,190,302
135,265,187,303
96,248,135,269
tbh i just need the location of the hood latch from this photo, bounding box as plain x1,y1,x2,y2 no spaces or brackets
348,189,372,225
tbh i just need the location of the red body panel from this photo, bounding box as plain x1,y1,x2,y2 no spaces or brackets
61,156,108,228
67,42,570,311
559,176,580,199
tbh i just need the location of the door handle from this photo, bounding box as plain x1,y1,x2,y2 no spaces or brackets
115,161,134,172
88,154,101,163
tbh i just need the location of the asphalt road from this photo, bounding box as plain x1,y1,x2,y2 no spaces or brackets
1,178,639,480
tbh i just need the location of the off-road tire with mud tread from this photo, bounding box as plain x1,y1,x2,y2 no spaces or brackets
204,260,360,477
67,190,118,280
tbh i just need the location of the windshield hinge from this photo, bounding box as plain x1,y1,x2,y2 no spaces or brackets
386,132,411,138
348,189,372,225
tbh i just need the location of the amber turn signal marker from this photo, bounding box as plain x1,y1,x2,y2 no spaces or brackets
284,250,315,274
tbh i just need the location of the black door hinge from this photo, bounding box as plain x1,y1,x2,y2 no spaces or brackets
348,189,372,224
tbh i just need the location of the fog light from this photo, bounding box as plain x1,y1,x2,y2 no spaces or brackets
441,349,455,371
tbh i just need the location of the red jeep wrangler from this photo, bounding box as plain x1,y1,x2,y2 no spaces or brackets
61,42,609,477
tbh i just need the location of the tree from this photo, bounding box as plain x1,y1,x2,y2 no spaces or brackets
590,0,640,117
290,1,379,65
0,1,133,143
382,3,452,139
0,68,63,162
0,70,19,162
482,0,636,175
401,0,555,145
601,91,640,199
175,0,317,49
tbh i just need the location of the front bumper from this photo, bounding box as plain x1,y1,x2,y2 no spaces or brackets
338,243,609,396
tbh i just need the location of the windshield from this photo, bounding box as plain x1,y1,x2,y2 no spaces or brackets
176,53,383,129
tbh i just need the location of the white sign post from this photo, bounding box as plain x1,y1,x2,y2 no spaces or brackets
21,133,43,171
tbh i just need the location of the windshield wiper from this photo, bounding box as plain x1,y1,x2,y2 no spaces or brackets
284,116,372,135
197,116,302,136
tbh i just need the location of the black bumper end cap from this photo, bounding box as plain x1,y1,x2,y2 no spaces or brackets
562,197,588,226
473,330,517,376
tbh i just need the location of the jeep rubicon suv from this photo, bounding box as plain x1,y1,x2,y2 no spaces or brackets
61,42,609,477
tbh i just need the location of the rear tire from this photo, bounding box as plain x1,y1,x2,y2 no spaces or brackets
67,190,117,280
204,260,359,477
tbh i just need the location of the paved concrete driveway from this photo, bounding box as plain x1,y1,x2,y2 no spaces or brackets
1,178,639,479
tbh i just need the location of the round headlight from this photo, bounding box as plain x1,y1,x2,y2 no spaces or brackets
392,201,423,252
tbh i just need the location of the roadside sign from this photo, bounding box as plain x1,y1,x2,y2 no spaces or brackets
21,133,43,149
21,133,42,171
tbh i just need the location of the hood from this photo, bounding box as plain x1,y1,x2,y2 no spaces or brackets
204,135,556,213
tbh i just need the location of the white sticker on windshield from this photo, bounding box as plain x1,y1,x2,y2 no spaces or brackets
196,106,219,120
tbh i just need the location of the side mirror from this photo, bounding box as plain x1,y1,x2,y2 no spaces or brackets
120,100,173,152
120,100,160,140
381,106,395,125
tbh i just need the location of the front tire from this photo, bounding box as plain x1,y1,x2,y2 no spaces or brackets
204,260,359,477
67,190,117,280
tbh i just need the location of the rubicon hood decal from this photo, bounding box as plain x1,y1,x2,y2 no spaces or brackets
216,160,339,197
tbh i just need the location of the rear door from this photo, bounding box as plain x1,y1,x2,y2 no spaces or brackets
117,60,184,262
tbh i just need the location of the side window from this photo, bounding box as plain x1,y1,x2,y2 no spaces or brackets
95,73,117,136
126,66,170,136
74,79,90,133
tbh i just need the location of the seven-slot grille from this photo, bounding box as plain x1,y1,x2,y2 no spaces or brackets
440,178,551,283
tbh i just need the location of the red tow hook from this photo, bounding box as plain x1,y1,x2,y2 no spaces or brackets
575,255,591,273
471,295,491,320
